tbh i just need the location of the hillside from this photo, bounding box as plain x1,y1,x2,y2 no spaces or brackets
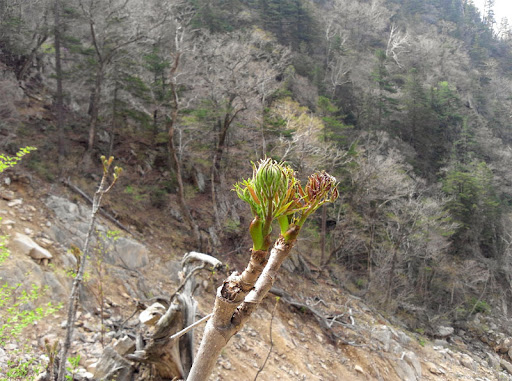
1,0,512,379
0,174,511,380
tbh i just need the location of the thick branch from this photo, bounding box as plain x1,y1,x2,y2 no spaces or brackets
188,231,298,381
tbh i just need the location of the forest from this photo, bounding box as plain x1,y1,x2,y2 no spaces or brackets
1,0,512,379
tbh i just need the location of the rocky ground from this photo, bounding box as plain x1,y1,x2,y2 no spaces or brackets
2,172,512,381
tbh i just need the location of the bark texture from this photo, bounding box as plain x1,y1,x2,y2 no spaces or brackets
188,231,298,381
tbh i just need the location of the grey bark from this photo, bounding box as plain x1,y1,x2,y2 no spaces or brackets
57,170,111,381
188,230,299,381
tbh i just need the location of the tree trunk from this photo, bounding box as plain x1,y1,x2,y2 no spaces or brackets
87,64,104,152
53,0,65,167
167,52,202,249
17,33,48,81
210,101,244,229
108,85,118,158
57,171,111,381
167,116,201,249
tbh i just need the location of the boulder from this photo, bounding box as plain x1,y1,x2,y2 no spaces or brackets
403,351,422,378
394,359,417,381
501,359,512,375
426,362,444,375
113,336,136,356
46,196,148,270
460,353,475,371
11,232,52,260
0,256,68,299
107,237,148,270
436,326,454,338
372,325,392,352
498,337,512,354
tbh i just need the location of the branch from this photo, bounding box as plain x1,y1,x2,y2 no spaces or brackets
187,233,297,381
169,313,212,342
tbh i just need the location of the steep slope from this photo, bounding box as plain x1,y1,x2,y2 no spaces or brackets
0,164,511,380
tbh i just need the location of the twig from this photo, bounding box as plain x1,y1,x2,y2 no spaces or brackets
269,287,338,339
254,297,279,381
169,313,212,342
168,264,206,302
310,298,328,307
62,178,133,234
119,302,145,331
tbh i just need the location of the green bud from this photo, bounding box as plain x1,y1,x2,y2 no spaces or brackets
249,216,264,250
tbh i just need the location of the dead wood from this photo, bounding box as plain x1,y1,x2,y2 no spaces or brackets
94,252,222,380
269,287,340,343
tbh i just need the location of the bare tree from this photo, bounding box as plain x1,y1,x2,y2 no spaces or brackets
196,29,289,229
163,5,203,249
385,23,409,68
77,0,145,157
57,157,122,381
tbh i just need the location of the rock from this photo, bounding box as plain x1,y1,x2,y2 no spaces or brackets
487,351,501,370
0,347,7,365
76,370,94,380
498,338,512,353
10,232,52,260
46,196,149,270
354,365,364,374
395,330,411,346
85,360,98,374
82,321,98,332
220,359,232,370
403,351,422,378
4,343,18,351
113,336,135,356
501,359,512,375
0,189,15,200
395,359,417,381
460,353,475,370
107,237,149,270
98,130,110,144
37,237,54,248
433,339,449,347
436,326,454,337
7,199,22,207
426,362,444,375
372,325,392,352
1,219,15,226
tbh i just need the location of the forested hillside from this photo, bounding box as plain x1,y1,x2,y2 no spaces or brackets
2,0,512,378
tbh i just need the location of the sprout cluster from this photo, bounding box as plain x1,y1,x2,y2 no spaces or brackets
234,158,338,250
